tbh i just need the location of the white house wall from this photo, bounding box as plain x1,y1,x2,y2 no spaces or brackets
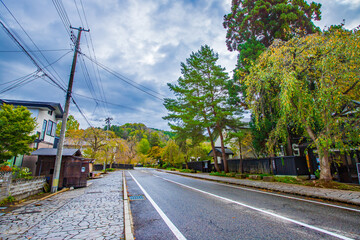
29,107,58,145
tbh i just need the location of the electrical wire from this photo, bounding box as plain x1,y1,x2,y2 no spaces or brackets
0,49,71,53
0,71,38,86
0,0,68,88
80,53,165,101
0,73,42,94
52,0,72,38
0,20,66,92
73,92,144,112
75,0,110,118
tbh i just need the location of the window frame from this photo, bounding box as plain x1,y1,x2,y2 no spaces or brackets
46,120,53,136
41,120,47,140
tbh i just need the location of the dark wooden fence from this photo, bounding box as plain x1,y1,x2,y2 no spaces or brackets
93,164,134,171
185,156,309,176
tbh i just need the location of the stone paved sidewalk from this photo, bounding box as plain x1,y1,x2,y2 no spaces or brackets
0,171,124,240
161,170,360,206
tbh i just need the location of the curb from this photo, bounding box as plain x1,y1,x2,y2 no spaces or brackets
159,170,360,206
123,171,134,240
37,187,70,201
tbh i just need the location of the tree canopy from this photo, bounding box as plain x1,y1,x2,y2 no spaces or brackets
56,115,80,136
244,28,360,181
0,104,37,163
164,45,237,172
223,0,321,51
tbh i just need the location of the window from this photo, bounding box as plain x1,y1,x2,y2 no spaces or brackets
51,122,57,137
46,120,53,136
41,120,47,140
48,111,53,116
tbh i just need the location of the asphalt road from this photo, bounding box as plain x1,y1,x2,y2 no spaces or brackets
125,169,360,240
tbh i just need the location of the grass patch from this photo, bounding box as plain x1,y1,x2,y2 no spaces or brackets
166,167,178,171
302,180,360,191
274,176,302,184
0,195,15,206
209,171,227,177
180,169,196,173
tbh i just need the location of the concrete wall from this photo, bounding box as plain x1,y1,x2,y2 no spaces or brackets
0,172,45,202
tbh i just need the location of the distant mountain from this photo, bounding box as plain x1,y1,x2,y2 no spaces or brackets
107,123,174,144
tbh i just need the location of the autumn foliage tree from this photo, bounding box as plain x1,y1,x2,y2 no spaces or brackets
223,0,322,156
244,28,360,181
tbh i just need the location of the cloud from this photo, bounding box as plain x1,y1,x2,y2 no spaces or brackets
0,0,359,131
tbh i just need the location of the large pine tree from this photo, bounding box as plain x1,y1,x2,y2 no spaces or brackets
164,45,236,172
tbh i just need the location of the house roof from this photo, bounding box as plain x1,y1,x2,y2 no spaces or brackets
32,148,81,156
0,99,64,119
208,147,234,156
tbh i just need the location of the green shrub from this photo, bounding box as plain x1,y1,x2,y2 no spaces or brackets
43,183,50,193
106,168,115,172
12,166,33,180
0,195,15,206
166,167,178,171
314,169,320,179
225,172,236,177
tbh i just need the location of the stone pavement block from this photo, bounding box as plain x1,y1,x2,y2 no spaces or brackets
0,171,124,239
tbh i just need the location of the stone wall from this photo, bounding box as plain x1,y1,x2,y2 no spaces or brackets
0,172,46,201
0,172,12,201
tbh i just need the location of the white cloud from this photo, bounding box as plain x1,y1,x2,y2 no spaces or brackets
1,0,359,131
337,0,360,7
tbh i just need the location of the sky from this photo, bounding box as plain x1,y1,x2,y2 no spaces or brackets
0,0,359,131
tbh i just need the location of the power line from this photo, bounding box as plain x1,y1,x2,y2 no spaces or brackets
80,53,165,101
52,0,72,39
0,49,70,92
0,20,67,92
0,71,38,86
0,0,68,88
73,92,144,112
0,73,42,94
71,96,94,128
0,49,71,52
76,0,110,118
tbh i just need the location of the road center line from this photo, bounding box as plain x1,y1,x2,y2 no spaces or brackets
128,171,187,240
157,171,360,213
155,175,353,240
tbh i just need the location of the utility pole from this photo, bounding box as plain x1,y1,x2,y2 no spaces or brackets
103,117,113,171
51,27,89,193
105,117,113,131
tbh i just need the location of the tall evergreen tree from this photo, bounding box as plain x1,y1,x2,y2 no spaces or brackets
164,45,236,172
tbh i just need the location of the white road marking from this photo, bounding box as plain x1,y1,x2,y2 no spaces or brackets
128,171,187,240
156,171,360,213
154,175,354,240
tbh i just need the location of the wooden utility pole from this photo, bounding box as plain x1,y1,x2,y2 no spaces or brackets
51,27,89,193
103,117,113,171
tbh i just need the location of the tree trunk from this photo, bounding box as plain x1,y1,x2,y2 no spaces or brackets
207,127,220,172
319,148,332,181
217,125,229,173
238,139,243,173
286,129,293,156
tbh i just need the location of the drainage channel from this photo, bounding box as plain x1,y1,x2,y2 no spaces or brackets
129,195,146,201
